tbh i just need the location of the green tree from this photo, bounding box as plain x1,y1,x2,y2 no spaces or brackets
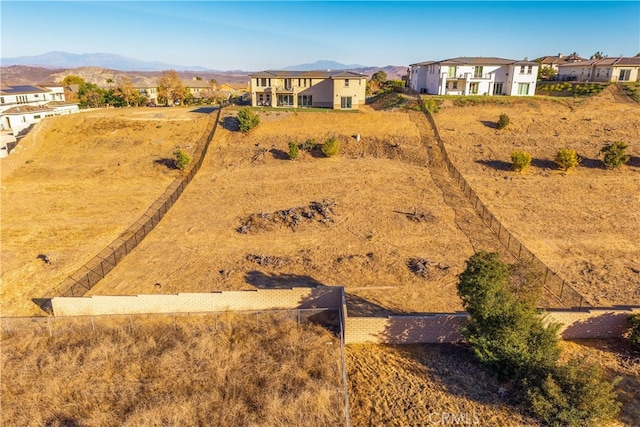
114,76,140,106
555,148,580,171
371,70,387,84
526,358,620,426
237,108,260,132
600,141,630,169
591,51,605,60
157,70,186,106
62,75,85,86
457,252,561,380
77,82,106,108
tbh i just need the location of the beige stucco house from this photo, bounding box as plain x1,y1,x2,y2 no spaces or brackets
249,70,367,109
557,57,640,82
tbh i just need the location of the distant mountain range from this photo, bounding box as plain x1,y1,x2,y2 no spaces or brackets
0,51,408,85
1,51,211,72
281,60,367,71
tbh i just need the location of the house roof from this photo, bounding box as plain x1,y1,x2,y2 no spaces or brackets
0,85,50,95
556,57,640,68
537,54,586,65
249,70,366,79
2,105,51,114
410,57,538,67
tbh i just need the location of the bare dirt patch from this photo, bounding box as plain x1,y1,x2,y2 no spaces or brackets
0,107,211,315
433,90,640,306
346,343,540,426
88,108,511,314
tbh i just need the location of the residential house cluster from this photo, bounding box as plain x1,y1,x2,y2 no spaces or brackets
0,84,79,134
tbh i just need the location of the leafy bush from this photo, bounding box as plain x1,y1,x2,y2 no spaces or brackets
237,108,260,133
422,99,440,113
629,314,640,349
600,141,630,169
555,148,580,171
301,139,317,151
173,149,191,170
458,252,620,427
321,137,339,157
288,141,299,160
526,358,620,427
511,151,532,172
457,252,561,380
497,113,510,130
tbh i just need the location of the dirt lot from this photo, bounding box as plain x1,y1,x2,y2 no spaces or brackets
433,88,640,306
87,106,515,315
347,339,640,426
0,107,211,316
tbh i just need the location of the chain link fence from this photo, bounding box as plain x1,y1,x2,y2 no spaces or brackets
418,96,589,310
42,108,222,299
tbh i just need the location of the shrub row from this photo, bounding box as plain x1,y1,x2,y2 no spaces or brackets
288,137,339,160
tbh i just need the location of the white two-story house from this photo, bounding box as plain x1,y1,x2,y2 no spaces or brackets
249,70,367,109
409,57,539,96
1,84,79,133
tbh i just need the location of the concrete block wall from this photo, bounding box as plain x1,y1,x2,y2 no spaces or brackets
345,315,468,344
545,307,640,339
51,286,342,316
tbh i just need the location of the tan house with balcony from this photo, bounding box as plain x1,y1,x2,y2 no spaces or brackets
249,70,367,109
557,57,640,82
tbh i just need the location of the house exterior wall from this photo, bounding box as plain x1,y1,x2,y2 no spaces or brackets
2,104,80,133
558,63,640,83
250,74,366,109
332,78,366,109
413,61,537,96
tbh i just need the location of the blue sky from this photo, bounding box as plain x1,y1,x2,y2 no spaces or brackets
2,1,639,70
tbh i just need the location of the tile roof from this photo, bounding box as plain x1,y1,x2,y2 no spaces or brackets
0,85,49,95
249,70,366,79
411,57,538,66
557,57,640,67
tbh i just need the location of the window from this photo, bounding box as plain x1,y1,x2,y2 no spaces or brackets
0,97,4,104
473,66,483,78
619,69,631,81
340,96,352,109
259,78,268,87
298,95,313,107
448,66,457,77
493,83,503,95
517,83,530,95
469,82,479,94
520,66,526,74
449,81,458,89
278,94,293,106
527,66,533,74
34,115,41,119
344,79,350,87
34,94,39,97
258,94,264,105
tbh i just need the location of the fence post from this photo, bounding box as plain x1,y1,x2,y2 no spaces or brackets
297,310,301,327
47,317,52,337
130,317,134,333
559,281,565,300
91,317,95,333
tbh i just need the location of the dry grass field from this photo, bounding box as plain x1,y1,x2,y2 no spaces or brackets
86,106,514,315
0,107,210,316
347,339,640,427
0,313,344,426
433,88,640,306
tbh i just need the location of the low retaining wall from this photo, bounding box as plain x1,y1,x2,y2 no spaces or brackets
345,315,468,344
48,288,639,343
546,307,640,339
51,286,342,316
